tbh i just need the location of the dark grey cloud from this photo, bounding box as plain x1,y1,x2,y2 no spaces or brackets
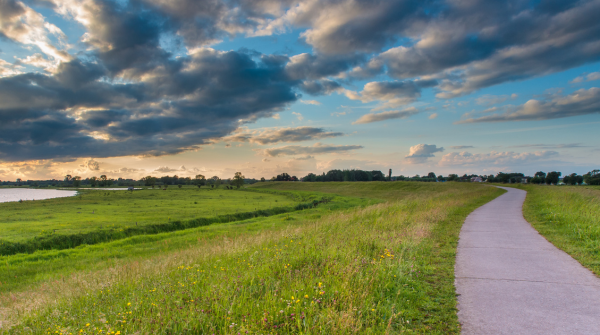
261,143,363,157
299,79,342,96
285,53,363,81
457,88,600,123
0,49,298,161
226,126,343,145
327,0,600,98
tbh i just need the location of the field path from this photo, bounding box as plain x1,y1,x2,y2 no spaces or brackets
455,186,600,334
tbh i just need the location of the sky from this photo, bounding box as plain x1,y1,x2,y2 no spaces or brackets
0,0,599,181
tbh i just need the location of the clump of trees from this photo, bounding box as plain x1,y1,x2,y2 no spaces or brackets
584,169,600,185
563,173,584,185
301,169,385,182
232,172,245,188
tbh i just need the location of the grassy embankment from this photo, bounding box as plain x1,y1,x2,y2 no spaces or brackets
507,184,600,275
0,188,303,255
3,183,502,334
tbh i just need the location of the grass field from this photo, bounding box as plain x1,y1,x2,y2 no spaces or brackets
507,184,600,276
0,188,295,243
1,182,503,334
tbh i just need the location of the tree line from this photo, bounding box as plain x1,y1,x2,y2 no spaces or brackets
2,169,599,187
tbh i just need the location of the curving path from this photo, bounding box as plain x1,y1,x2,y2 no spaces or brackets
455,186,600,334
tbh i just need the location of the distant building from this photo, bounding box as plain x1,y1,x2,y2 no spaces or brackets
127,186,134,191
471,176,483,182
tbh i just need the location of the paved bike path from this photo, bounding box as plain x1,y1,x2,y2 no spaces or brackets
455,186,600,334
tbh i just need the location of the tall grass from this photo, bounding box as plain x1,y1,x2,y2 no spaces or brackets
5,183,502,334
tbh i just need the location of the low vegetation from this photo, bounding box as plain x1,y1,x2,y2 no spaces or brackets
510,184,600,276
2,182,503,334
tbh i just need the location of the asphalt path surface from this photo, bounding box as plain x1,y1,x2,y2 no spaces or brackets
455,186,600,334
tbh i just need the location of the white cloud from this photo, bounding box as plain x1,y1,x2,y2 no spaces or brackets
0,59,23,77
571,72,600,83
428,113,438,120
458,88,600,123
405,144,444,164
353,107,419,124
0,1,71,65
439,150,558,167
292,112,304,121
300,99,321,105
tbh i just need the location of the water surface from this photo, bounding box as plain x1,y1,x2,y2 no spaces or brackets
0,188,77,203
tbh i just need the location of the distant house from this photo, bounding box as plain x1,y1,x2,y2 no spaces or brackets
127,186,134,191
471,176,483,182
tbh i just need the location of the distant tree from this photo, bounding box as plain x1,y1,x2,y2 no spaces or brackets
531,176,543,184
64,175,72,186
72,176,81,187
16,178,22,186
583,169,600,185
260,177,266,182
370,170,385,181
276,173,292,181
194,174,206,188
427,172,437,179
210,176,221,188
142,176,156,187
447,174,459,181
100,175,108,187
232,172,245,189
90,176,98,187
534,171,547,179
545,171,561,185
178,184,182,188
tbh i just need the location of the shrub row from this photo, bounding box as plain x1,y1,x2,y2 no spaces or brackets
0,202,316,256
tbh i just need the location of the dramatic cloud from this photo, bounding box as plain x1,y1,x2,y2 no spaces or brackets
261,143,363,157
439,150,559,167
353,107,419,125
0,48,298,161
457,88,600,123
225,126,343,145
405,144,444,164
2,0,600,169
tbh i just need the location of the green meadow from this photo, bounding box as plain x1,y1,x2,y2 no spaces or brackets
0,188,295,243
1,182,503,334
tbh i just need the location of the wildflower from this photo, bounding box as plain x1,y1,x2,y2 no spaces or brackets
127,303,131,306
318,282,322,287
304,295,308,298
